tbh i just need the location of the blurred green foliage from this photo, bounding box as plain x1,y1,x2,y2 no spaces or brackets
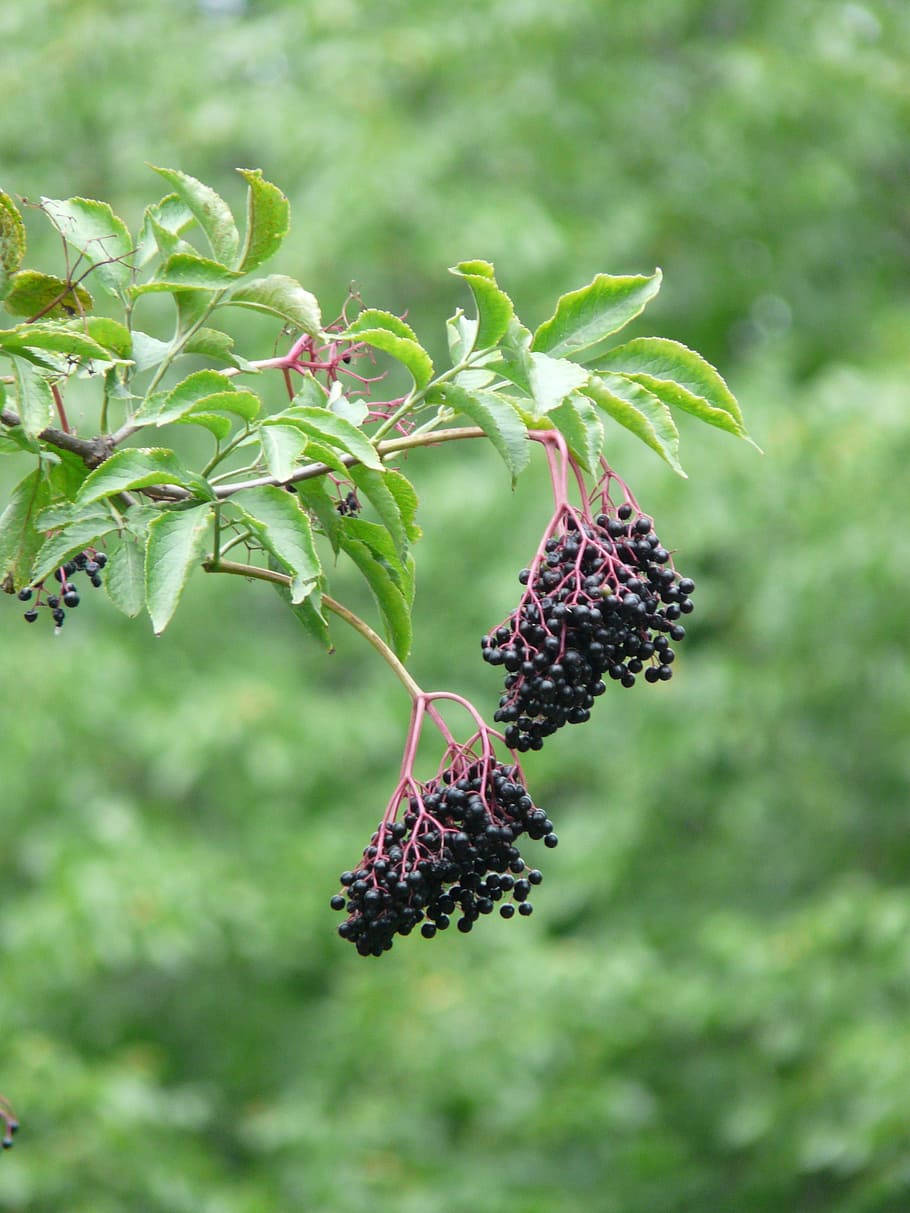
1,1,908,1210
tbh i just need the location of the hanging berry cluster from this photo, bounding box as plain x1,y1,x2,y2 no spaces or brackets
482,444,695,752
335,432,698,956
332,692,556,956
18,549,108,629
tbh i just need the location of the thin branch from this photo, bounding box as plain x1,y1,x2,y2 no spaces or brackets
202,557,423,701
1,406,110,465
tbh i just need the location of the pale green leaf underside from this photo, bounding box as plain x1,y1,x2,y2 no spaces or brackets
532,270,662,362
235,485,321,604
145,504,212,633
582,372,685,476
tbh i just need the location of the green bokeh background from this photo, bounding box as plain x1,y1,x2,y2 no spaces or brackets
2,2,909,1209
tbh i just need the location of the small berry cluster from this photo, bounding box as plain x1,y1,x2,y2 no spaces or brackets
483,492,694,752
0,1096,17,1152
333,752,555,956
18,550,107,627
334,489,361,517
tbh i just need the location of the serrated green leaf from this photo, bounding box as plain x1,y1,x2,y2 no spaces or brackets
36,500,113,530
143,369,260,426
342,309,433,389
449,260,514,351
224,274,321,334
292,478,341,550
145,504,211,633
532,270,663,362
592,336,752,442
583,372,685,476
438,382,529,483
446,307,478,365
10,357,54,437
383,469,420,542
0,468,49,589
348,465,407,557
291,373,327,408
260,421,309,482
68,316,132,360
271,576,332,650
327,386,368,426
237,169,290,272
0,192,26,301
150,166,240,266
297,440,350,478
104,533,146,617
283,404,382,470
0,422,38,455
76,448,214,504
0,322,113,363
526,352,590,416
30,513,118,584
338,528,412,660
132,253,243,295
175,412,232,441
235,485,321,604
3,270,93,320
549,395,605,474
183,326,255,370
40,196,132,298
130,331,171,373
136,194,196,267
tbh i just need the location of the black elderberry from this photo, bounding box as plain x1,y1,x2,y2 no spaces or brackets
17,588,31,602
63,591,80,609
482,494,695,748
335,757,555,955
23,609,38,623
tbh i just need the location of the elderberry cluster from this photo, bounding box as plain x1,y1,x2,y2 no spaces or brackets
17,549,107,628
333,759,556,956
483,504,695,751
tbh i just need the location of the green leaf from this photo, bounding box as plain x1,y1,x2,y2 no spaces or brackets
130,331,171,373
297,440,350,478
348,465,408,557
260,421,309,482
237,169,290,272
532,270,663,362
136,194,196,267
40,196,132,298
446,307,478,364
0,191,26,301
145,504,211,633
69,317,132,360
0,423,38,455
183,327,255,370
271,576,332,650
30,511,118,584
449,260,514,351
338,527,412,659
104,533,146,617
150,166,240,266
438,382,529,483
591,336,753,443
235,485,321,604
582,373,685,476
327,384,368,426
76,448,214,504
133,253,243,294
293,478,341,550
175,412,232,441
224,274,321,334
0,468,49,589
283,404,382,470
549,395,605,474
341,517,412,599
342,309,434,389
143,369,260,426
3,270,92,320
383,469,421,542
0,321,113,363
10,357,54,437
